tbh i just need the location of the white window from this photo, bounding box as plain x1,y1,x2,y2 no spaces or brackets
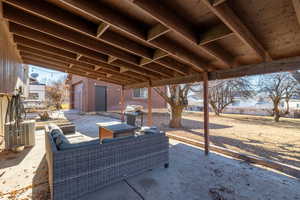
133,88,148,98
29,92,39,100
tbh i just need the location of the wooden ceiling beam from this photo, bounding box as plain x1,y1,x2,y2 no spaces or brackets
155,57,191,75
22,56,131,84
16,44,145,82
8,22,168,79
142,63,175,78
202,0,271,61
198,23,234,45
112,59,162,80
120,67,129,73
17,46,94,70
21,53,106,76
3,0,97,35
23,59,124,85
125,56,300,89
151,37,206,72
13,34,77,59
99,29,153,59
108,56,118,64
10,25,155,80
3,4,140,64
6,3,179,78
77,56,149,80
9,23,108,62
3,1,155,60
211,0,227,7
153,49,168,60
96,22,110,37
58,0,203,73
132,0,233,67
293,0,300,26
147,23,170,42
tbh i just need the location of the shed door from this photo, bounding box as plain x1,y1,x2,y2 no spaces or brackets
74,83,83,111
95,86,107,111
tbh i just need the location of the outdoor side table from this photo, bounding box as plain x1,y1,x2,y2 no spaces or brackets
96,122,137,141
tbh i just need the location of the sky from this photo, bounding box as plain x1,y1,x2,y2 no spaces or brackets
29,65,67,85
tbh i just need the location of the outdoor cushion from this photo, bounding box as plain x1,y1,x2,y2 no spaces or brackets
60,139,99,151
55,134,70,150
102,135,135,144
141,126,162,135
103,123,137,134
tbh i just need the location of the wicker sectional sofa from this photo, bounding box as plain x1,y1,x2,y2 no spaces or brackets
45,126,169,200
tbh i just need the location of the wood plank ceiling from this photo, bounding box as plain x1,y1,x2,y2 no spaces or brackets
1,0,300,87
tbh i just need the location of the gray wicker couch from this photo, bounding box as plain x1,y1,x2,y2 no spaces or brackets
45,128,169,200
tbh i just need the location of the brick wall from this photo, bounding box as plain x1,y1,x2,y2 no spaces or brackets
69,75,167,112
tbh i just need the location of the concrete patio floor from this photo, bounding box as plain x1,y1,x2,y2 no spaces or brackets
1,112,300,200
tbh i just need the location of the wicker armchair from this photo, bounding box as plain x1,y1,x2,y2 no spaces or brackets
45,130,169,200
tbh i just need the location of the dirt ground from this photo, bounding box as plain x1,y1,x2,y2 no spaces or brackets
147,111,300,168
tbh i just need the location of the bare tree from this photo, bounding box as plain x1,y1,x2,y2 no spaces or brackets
154,84,191,128
46,79,67,110
207,78,253,115
258,72,299,122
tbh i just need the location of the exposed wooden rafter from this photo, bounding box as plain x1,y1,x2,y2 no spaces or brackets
202,0,271,61
96,22,110,37
132,0,233,67
198,23,233,45
210,0,227,7
3,0,187,75
9,23,161,79
57,0,209,72
293,0,300,26
23,58,127,85
3,4,141,64
147,23,170,41
16,43,146,82
125,56,300,89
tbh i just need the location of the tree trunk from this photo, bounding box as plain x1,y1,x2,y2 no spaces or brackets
209,102,220,116
274,100,280,122
285,99,290,115
169,105,184,128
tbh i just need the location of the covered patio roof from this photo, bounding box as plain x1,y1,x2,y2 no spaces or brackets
1,0,300,88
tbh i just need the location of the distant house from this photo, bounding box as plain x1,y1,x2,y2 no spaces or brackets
67,75,167,112
187,92,300,117
28,77,46,102
24,77,46,109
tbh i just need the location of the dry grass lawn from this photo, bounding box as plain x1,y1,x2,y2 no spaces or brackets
149,111,300,168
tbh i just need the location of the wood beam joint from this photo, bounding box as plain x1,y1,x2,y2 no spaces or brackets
147,23,170,41
96,22,110,37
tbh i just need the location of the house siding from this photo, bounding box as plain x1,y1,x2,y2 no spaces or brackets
68,75,166,112
0,17,28,147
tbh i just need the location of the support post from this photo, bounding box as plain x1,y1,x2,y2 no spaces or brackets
147,87,153,126
121,86,125,122
203,72,210,155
